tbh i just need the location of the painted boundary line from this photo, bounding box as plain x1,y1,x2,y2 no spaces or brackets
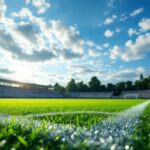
25,111,119,118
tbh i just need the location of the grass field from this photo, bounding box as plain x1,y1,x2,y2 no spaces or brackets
0,99,146,115
0,99,149,150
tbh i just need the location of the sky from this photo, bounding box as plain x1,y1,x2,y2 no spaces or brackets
0,0,150,85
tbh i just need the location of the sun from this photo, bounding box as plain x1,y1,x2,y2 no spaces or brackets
12,62,36,83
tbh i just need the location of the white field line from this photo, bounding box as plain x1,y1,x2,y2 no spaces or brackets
25,111,119,118
0,100,149,149
86,100,150,149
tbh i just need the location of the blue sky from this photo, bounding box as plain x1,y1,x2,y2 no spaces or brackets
0,0,150,85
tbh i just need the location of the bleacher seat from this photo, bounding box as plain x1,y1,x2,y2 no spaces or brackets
65,92,113,98
120,91,140,99
140,90,150,98
0,85,64,98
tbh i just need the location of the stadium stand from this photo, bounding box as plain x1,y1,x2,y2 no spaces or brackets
121,90,150,99
120,91,141,99
140,90,150,99
65,92,113,98
0,85,64,98
0,78,113,98
0,78,64,98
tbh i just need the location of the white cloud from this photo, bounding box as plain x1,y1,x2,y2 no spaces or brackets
107,0,115,8
49,20,85,55
1,6,85,62
60,50,82,60
0,68,15,74
14,22,40,45
86,40,102,51
88,49,101,57
12,7,32,18
68,65,100,77
123,33,150,61
136,67,145,73
0,28,56,62
26,0,50,14
96,45,102,50
104,29,114,38
106,67,145,82
139,18,150,32
0,0,7,21
103,28,121,39
120,8,144,22
110,33,150,61
127,18,150,37
110,45,122,60
104,15,117,25
120,13,128,22
3,8,48,55
130,8,144,17
86,40,95,47
2,6,105,62
127,28,139,37
115,27,121,33
103,43,109,48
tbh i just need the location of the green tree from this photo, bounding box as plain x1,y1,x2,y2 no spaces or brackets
100,84,106,91
125,81,133,90
114,82,125,95
53,83,65,92
148,82,150,90
77,81,89,92
107,83,114,91
66,79,78,92
135,80,146,90
140,73,144,81
88,76,101,92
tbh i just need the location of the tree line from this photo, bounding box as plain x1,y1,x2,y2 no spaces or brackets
51,74,150,95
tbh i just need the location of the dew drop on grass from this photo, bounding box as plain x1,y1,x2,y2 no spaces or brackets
100,138,105,143
62,138,66,142
94,130,99,134
0,140,6,147
71,134,75,140
111,144,116,150
125,145,129,150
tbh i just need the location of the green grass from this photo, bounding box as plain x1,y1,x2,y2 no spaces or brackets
0,99,148,150
0,119,66,150
0,99,146,115
34,113,110,128
131,103,150,150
